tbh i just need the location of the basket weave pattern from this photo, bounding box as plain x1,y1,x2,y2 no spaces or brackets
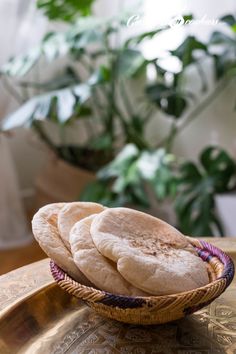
50,238,235,324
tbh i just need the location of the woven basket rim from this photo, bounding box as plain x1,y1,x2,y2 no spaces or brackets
50,237,235,301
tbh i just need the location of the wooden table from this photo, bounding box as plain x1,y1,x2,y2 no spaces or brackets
0,238,235,353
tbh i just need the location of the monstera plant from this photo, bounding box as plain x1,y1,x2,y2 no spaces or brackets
175,146,236,236
80,13,236,235
1,0,236,235
0,1,167,171
81,144,177,208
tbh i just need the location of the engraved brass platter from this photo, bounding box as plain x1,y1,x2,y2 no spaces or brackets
0,238,235,354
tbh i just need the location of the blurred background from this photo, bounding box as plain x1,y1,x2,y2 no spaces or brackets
0,0,236,273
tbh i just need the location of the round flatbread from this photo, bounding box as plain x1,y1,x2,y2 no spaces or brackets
58,202,105,250
90,207,209,295
70,215,149,296
32,203,93,286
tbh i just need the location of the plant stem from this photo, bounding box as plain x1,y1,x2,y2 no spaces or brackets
77,55,105,135
32,121,57,153
195,61,208,92
79,55,93,75
156,78,230,149
165,121,177,153
59,124,65,145
113,101,149,149
179,78,229,132
106,44,116,139
1,76,24,104
161,54,185,152
113,101,128,126
144,104,155,122
119,79,134,118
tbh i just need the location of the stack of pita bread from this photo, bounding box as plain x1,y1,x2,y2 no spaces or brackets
32,202,209,296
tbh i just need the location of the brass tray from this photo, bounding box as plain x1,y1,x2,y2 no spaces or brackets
0,241,235,354
0,282,236,353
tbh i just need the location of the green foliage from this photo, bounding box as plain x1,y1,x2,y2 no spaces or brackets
209,15,236,79
81,144,177,208
116,49,146,78
124,27,168,47
80,180,128,207
146,83,188,118
37,0,95,22
137,149,177,200
1,2,236,236
1,48,41,77
88,65,111,85
145,34,212,118
172,36,207,67
0,13,158,164
0,18,106,77
19,66,79,91
220,14,236,27
56,145,112,171
1,10,234,147
1,83,91,130
175,147,236,236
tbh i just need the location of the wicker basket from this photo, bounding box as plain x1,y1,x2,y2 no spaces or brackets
50,238,235,325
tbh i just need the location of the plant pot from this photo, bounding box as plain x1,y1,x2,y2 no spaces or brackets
34,154,95,209
215,192,236,237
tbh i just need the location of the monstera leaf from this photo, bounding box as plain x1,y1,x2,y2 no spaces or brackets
220,14,236,27
172,36,207,67
37,0,95,22
146,83,188,118
1,17,106,77
1,48,41,77
209,31,236,46
82,144,148,207
81,144,176,208
137,148,177,200
1,83,91,131
98,144,140,181
175,146,236,236
200,146,236,192
125,27,167,47
116,49,147,78
208,15,236,79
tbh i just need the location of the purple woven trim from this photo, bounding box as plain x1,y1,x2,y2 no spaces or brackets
196,248,212,262
50,260,146,308
199,240,235,286
98,293,146,309
50,260,65,282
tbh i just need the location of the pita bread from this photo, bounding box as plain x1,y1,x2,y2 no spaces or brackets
70,215,149,296
58,202,105,250
32,203,93,286
90,207,209,295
